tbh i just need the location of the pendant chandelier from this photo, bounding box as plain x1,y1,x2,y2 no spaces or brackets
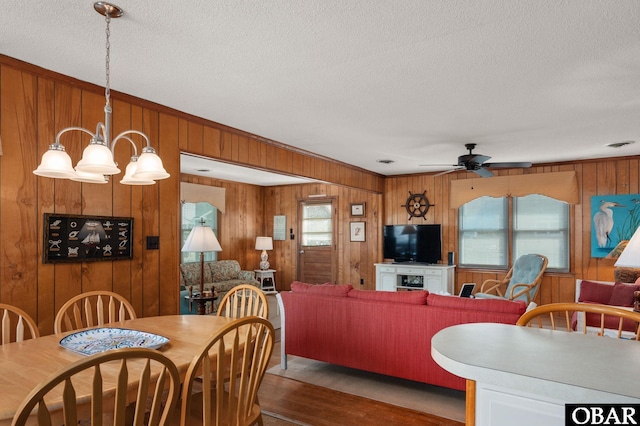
33,2,169,185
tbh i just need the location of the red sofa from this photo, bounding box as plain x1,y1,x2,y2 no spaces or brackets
276,282,527,391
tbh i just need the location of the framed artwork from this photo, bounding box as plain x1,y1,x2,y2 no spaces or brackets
43,213,134,263
350,221,366,242
591,194,640,258
351,203,365,216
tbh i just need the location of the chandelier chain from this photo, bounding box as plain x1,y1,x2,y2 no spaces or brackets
105,14,111,107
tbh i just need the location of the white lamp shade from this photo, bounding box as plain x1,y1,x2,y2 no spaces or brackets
33,148,77,179
255,237,273,251
70,170,109,184
120,160,156,185
182,225,222,253
615,227,640,268
75,143,121,175
133,151,170,180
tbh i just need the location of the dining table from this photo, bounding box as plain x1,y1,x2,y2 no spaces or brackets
0,314,235,426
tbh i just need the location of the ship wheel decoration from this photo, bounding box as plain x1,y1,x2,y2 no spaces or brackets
402,191,434,220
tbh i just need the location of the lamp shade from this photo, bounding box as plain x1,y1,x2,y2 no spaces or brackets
75,142,121,175
70,170,109,184
255,237,273,251
615,227,640,268
33,147,77,179
182,225,222,253
120,160,155,185
132,149,170,180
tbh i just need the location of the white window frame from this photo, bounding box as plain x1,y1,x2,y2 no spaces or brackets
459,195,569,272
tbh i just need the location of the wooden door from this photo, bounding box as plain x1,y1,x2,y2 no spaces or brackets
298,199,337,284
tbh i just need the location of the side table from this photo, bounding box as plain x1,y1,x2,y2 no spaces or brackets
254,269,277,294
184,294,218,315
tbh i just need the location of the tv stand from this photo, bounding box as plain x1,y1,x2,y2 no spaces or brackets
375,263,455,293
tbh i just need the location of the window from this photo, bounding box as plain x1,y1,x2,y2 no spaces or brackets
181,202,218,263
459,194,569,271
301,203,332,246
459,197,508,267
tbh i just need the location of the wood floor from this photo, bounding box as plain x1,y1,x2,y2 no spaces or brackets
258,340,465,426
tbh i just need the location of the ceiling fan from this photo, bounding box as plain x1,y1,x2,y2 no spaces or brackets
420,143,532,178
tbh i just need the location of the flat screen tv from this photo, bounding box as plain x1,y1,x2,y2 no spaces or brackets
383,224,442,264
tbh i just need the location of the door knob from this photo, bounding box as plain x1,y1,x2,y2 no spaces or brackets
299,250,305,254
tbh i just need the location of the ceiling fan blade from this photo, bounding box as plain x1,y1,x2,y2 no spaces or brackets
483,162,532,169
419,163,458,167
468,154,491,165
432,168,462,177
472,167,494,178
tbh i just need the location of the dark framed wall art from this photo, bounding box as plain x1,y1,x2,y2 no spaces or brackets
43,213,134,263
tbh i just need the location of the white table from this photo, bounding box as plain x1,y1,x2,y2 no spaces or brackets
431,322,640,426
255,269,277,294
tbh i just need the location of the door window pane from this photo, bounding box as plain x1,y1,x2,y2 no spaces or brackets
301,203,332,246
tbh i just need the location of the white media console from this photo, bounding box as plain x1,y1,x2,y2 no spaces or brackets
375,263,455,294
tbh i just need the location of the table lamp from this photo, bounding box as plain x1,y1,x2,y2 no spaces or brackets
181,219,222,296
255,236,273,270
614,226,640,285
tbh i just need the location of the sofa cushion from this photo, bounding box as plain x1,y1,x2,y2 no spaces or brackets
578,280,616,304
290,281,353,296
571,302,639,332
426,293,527,314
209,260,242,282
348,289,428,305
609,282,640,307
180,262,212,288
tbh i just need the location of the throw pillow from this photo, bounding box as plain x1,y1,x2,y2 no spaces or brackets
290,281,353,296
608,282,640,307
347,289,428,305
578,280,615,304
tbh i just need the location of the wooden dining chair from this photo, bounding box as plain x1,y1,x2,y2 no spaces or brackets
179,316,275,426
216,285,269,319
11,347,181,426
0,303,40,344
54,290,137,334
516,302,640,340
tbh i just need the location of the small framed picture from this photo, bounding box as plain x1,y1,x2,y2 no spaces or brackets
350,203,365,216
350,221,366,242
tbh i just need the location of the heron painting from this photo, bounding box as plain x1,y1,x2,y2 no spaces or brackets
591,194,640,258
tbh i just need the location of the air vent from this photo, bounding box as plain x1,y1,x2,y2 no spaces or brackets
377,159,394,164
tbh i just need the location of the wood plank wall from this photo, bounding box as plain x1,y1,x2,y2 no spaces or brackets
0,55,384,335
2,54,640,337
263,184,383,290
385,160,640,304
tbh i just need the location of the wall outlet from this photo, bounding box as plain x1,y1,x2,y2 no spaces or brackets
360,278,364,285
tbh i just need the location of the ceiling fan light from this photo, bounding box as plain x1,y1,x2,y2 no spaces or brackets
121,159,156,185
133,149,170,180
33,146,77,179
75,141,121,175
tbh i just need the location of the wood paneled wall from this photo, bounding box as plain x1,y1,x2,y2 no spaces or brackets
385,160,640,304
2,54,640,337
180,174,265,269
0,55,384,335
263,184,383,290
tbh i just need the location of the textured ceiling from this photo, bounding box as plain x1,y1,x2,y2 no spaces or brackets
3,0,640,179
